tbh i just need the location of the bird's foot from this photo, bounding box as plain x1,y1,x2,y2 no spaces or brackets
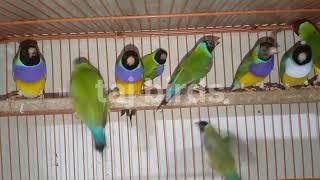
258,83,268,90
38,93,45,100
7,91,21,105
243,87,257,92
308,75,318,86
193,84,207,94
301,80,312,89
110,87,120,98
143,84,157,91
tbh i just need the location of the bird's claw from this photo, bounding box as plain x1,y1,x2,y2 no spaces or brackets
193,84,207,93
38,94,45,100
7,94,21,106
110,88,120,98
143,84,157,91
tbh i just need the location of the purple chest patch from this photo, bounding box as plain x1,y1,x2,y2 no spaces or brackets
13,61,46,82
155,64,164,76
115,63,143,82
248,57,274,77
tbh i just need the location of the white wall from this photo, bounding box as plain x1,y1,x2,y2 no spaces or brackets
0,31,319,180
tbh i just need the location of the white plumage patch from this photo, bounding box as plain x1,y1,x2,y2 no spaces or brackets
285,57,313,78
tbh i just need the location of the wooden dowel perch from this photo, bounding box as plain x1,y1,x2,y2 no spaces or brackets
1,87,320,117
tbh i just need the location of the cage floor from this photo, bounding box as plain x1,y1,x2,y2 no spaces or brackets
0,31,320,179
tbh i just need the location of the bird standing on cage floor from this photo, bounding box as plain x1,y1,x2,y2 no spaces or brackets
280,40,313,89
70,57,108,152
141,48,167,90
293,19,320,86
8,39,47,104
230,36,278,91
114,45,144,125
197,121,240,180
157,35,220,110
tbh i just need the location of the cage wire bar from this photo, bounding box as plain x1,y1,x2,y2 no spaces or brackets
0,0,320,180
0,30,320,180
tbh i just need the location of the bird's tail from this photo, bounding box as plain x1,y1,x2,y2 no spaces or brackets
91,127,106,153
156,84,178,111
156,98,169,111
230,81,240,91
121,109,136,125
225,170,240,180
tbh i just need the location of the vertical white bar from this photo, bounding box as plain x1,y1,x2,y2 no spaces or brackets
0,44,6,94
0,118,10,180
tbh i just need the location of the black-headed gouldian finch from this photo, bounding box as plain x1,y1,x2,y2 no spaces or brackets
231,37,278,90
280,41,312,88
141,48,167,89
197,121,240,180
293,19,320,81
157,36,220,110
12,39,46,99
115,46,144,122
70,57,107,152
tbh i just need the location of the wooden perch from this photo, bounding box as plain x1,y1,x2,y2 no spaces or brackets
1,87,320,117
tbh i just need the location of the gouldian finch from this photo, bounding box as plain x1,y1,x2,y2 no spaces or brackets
70,57,107,152
157,36,220,110
141,48,167,88
293,20,320,78
280,41,312,87
231,37,278,90
197,121,239,180
12,39,46,98
115,47,144,122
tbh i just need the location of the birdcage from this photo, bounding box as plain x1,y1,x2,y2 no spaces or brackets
0,1,320,180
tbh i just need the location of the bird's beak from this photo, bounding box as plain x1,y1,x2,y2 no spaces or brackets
270,47,279,54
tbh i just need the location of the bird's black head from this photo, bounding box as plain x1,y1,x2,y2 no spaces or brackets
121,50,140,70
203,39,218,53
197,121,209,133
198,35,220,53
292,42,312,65
19,39,40,66
73,57,90,65
154,48,167,64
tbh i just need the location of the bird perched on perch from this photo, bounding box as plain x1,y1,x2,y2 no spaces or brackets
280,41,313,88
231,36,278,90
157,36,220,110
114,45,144,123
141,48,167,89
10,39,46,100
70,57,107,152
197,121,240,180
293,19,320,83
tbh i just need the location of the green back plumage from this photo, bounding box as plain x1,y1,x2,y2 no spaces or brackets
170,42,212,85
298,21,320,67
70,62,106,128
204,124,238,179
142,51,159,80
231,46,258,86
